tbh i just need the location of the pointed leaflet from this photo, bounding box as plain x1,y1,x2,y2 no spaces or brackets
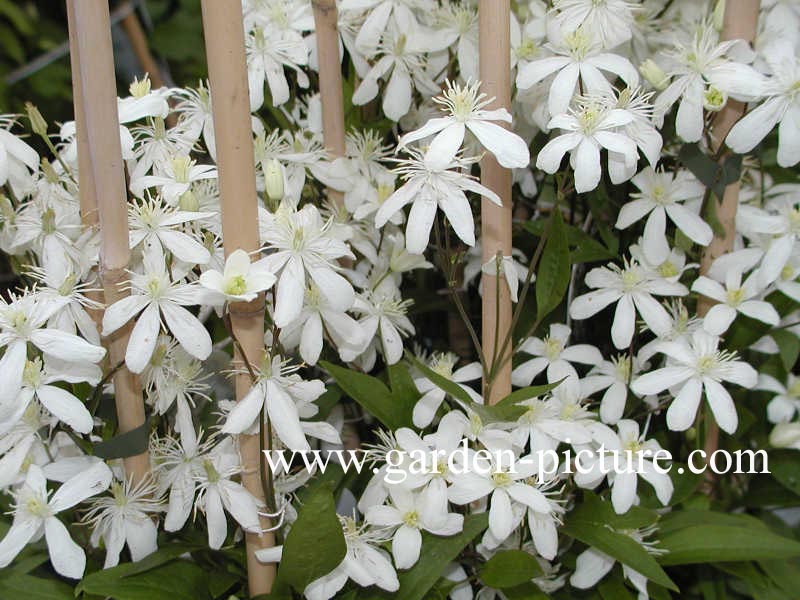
561,492,678,591
536,210,571,321
320,361,415,430
276,485,346,593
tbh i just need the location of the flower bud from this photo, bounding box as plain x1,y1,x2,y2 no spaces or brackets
639,59,669,91
25,102,48,136
770,422,800,448
178,190,199,212
264,158,285,203
713,0,726,31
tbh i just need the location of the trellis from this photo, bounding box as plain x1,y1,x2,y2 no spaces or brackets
62,0,758,595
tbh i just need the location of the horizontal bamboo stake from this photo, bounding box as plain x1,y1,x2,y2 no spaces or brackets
200,0,276,594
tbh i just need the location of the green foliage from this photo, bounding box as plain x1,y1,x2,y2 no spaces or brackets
562,492,678,592
479,549,543,588
92,418,150,459
321,360,416,430
535,210,571,321
76,548,216,600
275,484,346,594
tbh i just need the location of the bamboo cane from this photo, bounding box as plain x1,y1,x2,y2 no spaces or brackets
479,0,513,405
66,0,105,335
312,0,346,208
200,1,276,594
698,0,761,478
69,0,150,485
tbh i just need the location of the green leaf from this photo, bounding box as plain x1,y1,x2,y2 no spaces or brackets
771,329,800,372
562,493,677,591
387,362,421,411
480,549,543,588
321,361,411,430
496,380,563,406
599,576,636,600
368,513,488,600
0,573,72,600
76,559,211,600
658,524,800,565
536,210,571,321
768,450,800,496
657,509,768,536
93,419,150,459
502,582,550,599
520,220,615,263
277,484,346,593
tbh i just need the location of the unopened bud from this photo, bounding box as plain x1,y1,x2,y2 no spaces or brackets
713,0,726,31
264,159,285,202
41,158,58,183
178,190,199,212
639,59,669,91
25,102,47,136
703,86,727,112
770,422,800,448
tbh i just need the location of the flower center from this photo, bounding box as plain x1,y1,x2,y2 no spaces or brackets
402,510,420,528
41,208,56,235
25,495,51,518
224,275,248,297
565,27,592,60
22,359,42,388
203,459,220,484
129,75,152,98
621,268,642,291
430,353,457,378
171,155,192,184
658,260,679,278
614,356,632,381
726,287,744,306
491,471,512,487
696,354,718,375
543,336,564,361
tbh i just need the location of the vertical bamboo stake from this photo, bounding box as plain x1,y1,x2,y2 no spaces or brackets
67,1,98,229
69,0,150,485
312,0,347,208
479,0,513,404
200,1,276,594
698,0,760,475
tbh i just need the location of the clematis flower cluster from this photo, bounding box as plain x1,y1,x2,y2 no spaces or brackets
0,0,798,598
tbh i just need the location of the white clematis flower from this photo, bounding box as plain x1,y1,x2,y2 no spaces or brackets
727,40,800,167
398,79,530,170
570,258,688,349
199,248,276,303
365,485,463,569
631,329,758,434
692,267,779,335
616,167,710,265
101,252,212,373
0,462,112,578
221,354,325,452
374,150,501,253
260,204,355,328
537,95,639,193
